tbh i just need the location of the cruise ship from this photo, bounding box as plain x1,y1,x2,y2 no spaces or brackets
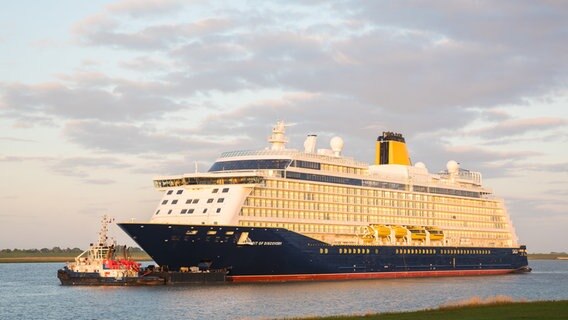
118,122,530,282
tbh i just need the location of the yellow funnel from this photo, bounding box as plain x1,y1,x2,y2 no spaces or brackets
375,132,411,165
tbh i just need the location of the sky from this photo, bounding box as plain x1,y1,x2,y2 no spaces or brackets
1,0,566,252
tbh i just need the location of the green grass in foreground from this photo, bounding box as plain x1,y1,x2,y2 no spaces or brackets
290,300,568,320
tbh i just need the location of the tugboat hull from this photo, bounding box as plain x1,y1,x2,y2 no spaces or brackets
57,268,165,286
57,267,228,286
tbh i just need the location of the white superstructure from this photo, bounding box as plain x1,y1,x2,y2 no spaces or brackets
148,122,518,248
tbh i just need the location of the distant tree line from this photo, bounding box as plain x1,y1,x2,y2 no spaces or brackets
0,247,146,257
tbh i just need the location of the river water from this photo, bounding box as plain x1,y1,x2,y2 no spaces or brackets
0,260,566,320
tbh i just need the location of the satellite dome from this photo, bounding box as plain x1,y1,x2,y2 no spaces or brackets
415,162,426,169
330,136,344,156
446,160,460,174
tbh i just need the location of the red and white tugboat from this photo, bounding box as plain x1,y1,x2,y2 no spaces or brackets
57,215,164,286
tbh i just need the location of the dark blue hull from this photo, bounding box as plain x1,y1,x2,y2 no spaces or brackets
118,223,530,281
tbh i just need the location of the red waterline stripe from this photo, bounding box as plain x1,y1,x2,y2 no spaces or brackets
228,269,515,283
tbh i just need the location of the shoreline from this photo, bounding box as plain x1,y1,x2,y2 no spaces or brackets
0,254,152,264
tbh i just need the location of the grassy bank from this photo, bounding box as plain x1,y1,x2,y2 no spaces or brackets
528,253,568,260
290,300,568,320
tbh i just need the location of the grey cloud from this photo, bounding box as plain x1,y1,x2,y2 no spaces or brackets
526,162,568,173
119,56,171,71
50,156,130,178
72,1,568,114
0,136,36,143
470,117,568,139
508,196,568,219
1,79,182,122
78,18,233,50
82,178,116,185
62,120,247,155
0,155,53,162
105,0,186,18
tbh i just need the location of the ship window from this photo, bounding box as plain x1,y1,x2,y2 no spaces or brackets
186,230,198,235
192,199,199,204
207,231,217,235
212,188,219,193
186,199,192,204
339,248,343,254
162,200,168,205
217,198,224,203
203,208,208,213
375,249,379,254
172,200,178,204
222,188,229,193
225,231,234,235
155,210,160,215
188,209,195,214
291,160,321,170
167,190,173,195
208,159,292,172
176,190,183,195
207,198,214,203
181,209,187,214
216,208,221,213
168,210,172,214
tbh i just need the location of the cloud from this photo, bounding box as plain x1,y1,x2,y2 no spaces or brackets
49,156,130,178
62,120,247,156
119,56,171,71
0,136,36,143
0,77,183,123
106,0,185,18
82,178,116,185
66,1,568,115
0,153,127,184
470,117,568,139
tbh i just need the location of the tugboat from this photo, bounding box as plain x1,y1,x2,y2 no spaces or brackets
57,215,165,286
57,215,228,285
